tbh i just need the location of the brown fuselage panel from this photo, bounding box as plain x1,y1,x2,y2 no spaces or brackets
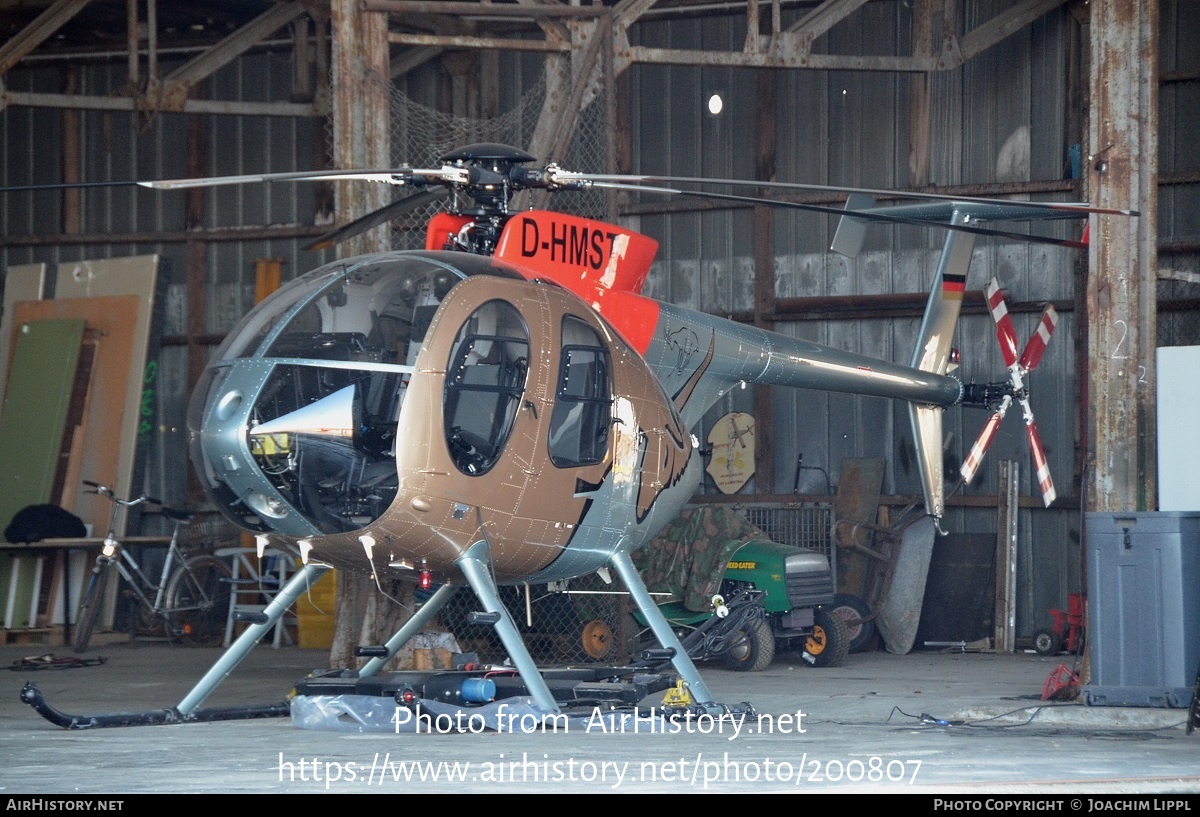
300,275,679,584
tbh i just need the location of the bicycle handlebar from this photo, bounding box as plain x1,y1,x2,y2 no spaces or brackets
82,480,167,511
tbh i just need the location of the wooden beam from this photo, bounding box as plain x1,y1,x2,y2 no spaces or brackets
994,460,1019,653
959,0,1071,63
0,0,93,76
387,32,569,53
330,0,393,670
0,89,316,117
617,42,942,73
61,66,81,235
753,69,776,493
365,0,607,18
908,0,934,187
787,0,871,39
184,107,208,504
159,1,309,110
332,0,390,257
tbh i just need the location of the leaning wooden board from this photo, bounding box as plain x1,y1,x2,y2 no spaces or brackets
11,296,142,537
0,263,46,409
54,255,161,531
0,318,85,629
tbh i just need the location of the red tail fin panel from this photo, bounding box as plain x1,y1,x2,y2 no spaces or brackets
494,211,659,296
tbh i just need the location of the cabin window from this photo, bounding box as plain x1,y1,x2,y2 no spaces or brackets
443,300,530,475
549,317,612,467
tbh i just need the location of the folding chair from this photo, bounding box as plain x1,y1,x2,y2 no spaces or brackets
214,546,296,648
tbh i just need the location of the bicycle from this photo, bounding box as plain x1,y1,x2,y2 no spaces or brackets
72,481,232,653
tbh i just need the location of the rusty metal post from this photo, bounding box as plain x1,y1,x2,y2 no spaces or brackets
329,0,391,668
907,0,934,186
753,69,776,493
331,0,390,258
1085,1,1158,513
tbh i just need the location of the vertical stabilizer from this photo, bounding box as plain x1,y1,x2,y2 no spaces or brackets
908,211,975,520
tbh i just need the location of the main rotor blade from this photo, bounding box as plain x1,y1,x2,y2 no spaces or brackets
0,180,139,193
1018,304,1059,373
589,181,1090,250
569,172,1139,218
0,169,413,194
139,169,413,190
303,188,448,251
984,278,1020,369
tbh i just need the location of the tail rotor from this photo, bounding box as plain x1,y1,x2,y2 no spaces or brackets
960,278,1058,506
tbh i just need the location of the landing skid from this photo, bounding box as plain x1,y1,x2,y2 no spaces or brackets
451,542,726,715
21,562,330,730
19,683,289,730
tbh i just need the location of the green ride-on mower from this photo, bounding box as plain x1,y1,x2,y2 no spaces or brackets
634,506,849,671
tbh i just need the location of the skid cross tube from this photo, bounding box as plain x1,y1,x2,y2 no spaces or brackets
608,549,718,710
358,582,458,677
176,562,330,714
456,540,560,713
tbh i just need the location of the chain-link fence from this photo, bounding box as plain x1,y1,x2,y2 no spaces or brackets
1158,273,1200,347
377,73,612,250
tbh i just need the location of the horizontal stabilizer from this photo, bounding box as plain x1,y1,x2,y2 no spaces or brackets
830,193,875,258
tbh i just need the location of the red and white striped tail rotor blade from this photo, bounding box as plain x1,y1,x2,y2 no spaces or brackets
985,278,1020,368
1025,418,1057,507
961,410,1005,485
1018,303,1059,373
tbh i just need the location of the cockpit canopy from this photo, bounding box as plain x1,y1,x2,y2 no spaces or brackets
188,252,526,536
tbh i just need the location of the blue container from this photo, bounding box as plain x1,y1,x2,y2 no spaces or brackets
460,677,496,703
1082,512,1200,708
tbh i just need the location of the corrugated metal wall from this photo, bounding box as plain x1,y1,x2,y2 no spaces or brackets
1158,0,1200,349
0,47,326,508
626,0,1188,635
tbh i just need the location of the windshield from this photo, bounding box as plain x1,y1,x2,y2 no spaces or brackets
190,252,525,535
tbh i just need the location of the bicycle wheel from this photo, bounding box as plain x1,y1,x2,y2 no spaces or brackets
73,561,113,653
165,555,232,647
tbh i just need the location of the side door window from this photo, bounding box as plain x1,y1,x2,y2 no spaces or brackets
549,316,612,468
443,300,530,475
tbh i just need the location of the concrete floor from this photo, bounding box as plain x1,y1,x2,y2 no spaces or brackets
0,639,1195,794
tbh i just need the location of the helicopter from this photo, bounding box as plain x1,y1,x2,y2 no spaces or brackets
16,142,1135,726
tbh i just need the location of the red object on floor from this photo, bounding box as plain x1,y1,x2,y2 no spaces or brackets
1047,592,1087,653
1042,663,1079,701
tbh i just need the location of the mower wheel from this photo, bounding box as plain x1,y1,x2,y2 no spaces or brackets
1033,628,1061,657
829,593,875,653
581,619,614,660
722,619,775,672
801,607,850,668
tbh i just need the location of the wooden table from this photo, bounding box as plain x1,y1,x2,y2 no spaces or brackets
0,536,171,644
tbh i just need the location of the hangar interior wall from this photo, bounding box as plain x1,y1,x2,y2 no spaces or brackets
1,1,1197,638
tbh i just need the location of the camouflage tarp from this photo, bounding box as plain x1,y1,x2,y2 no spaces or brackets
635,505,768,613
